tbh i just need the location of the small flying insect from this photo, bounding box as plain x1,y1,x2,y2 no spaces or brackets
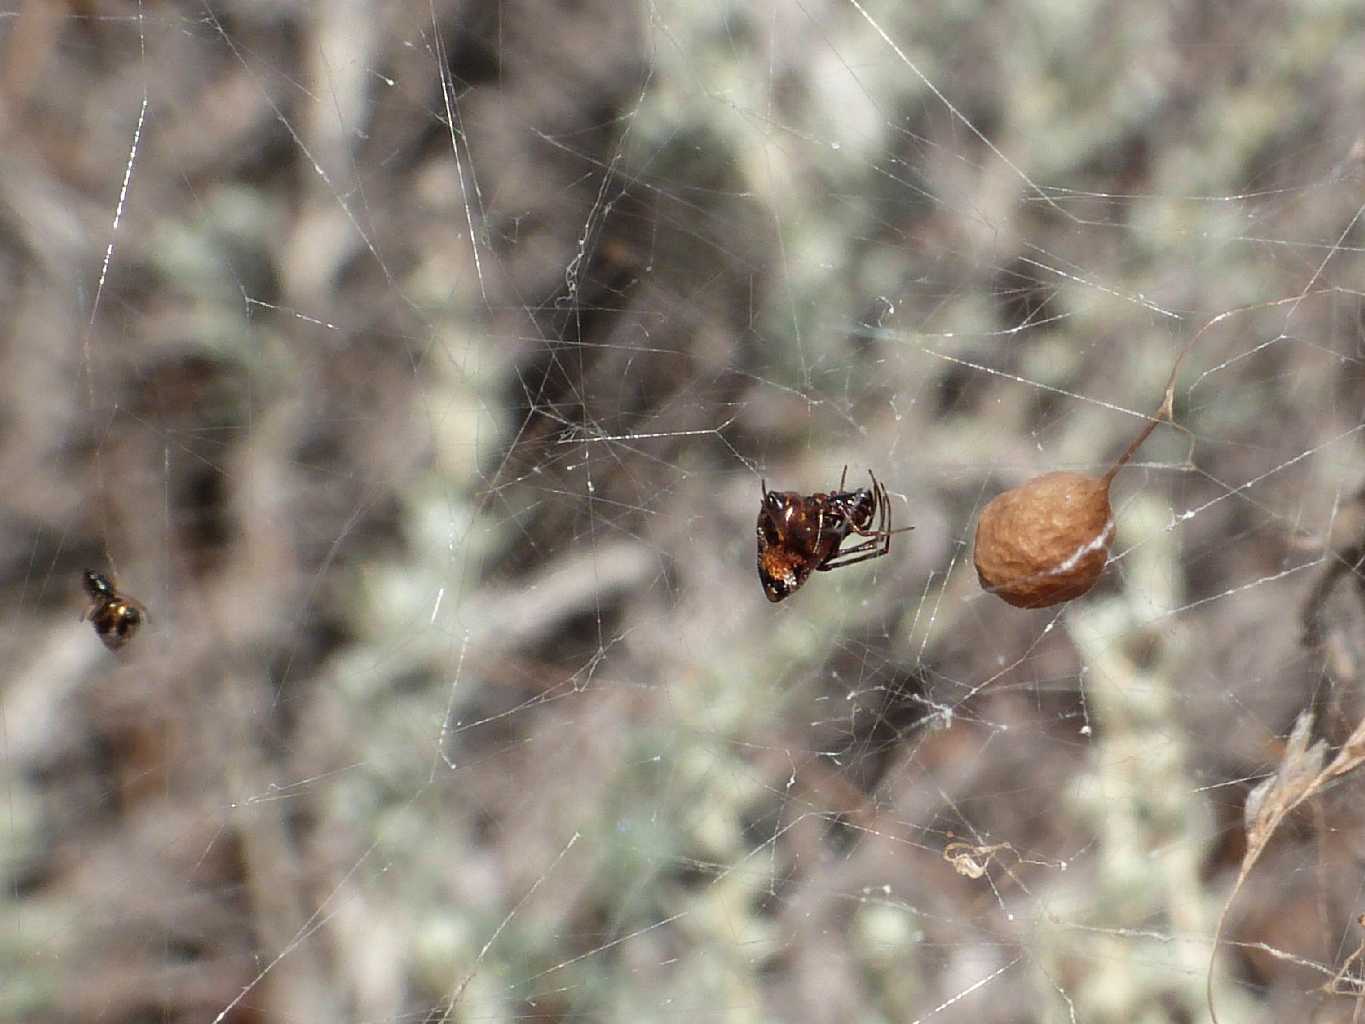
82,569,147,651
756,468,911,602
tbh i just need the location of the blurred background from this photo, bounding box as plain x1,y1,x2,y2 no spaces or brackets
2,2,1365,1021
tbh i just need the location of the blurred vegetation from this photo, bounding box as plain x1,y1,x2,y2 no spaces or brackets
1,1,1364,1022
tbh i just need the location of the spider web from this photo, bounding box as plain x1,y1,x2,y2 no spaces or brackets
3,2,1365,1022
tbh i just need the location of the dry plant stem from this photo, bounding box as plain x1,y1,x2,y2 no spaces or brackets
1346,915,1365,1024
1205,710,1365,1023
1329,916,1365,1006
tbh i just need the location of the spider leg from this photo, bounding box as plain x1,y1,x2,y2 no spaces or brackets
815,533,885,569
816,543,890,571
874,481,891,558
874,473,888,541
846,474,912,539
838,464,849,491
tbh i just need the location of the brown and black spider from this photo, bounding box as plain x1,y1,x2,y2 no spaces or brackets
82,569,147,651
756,468,911,602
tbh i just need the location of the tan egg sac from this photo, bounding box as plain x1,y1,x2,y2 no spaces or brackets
973,471,1114,608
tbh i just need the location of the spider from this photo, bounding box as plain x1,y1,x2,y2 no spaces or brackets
756,468,910,602
82,569,147,651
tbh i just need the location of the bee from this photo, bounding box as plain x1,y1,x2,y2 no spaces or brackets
82,570,147,651
756,468,910,602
